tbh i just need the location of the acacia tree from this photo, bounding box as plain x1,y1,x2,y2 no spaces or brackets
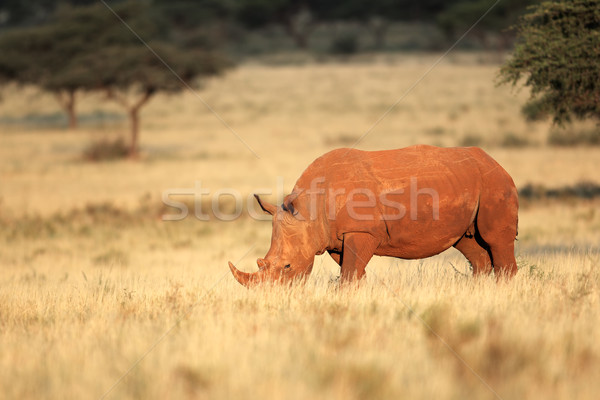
84,43,226,158
498,0,600,124
0,2,229,156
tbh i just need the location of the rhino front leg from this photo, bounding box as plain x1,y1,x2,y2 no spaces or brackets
340,232,379,282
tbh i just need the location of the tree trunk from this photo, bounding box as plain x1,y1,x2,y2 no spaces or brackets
105,87,154,160
127,89,154,159
54,89,78,130
66,91,77,130
128,108,140,159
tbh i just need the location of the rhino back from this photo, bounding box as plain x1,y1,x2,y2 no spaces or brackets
295,146,492,258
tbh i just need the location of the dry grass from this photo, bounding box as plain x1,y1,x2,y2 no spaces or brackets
1,53,599,399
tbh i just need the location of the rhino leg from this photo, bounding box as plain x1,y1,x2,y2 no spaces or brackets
453,230,493,276
476,190,519,280
488,242,517,280
340,232,379,282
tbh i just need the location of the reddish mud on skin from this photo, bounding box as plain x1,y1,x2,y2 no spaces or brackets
229,145,519,287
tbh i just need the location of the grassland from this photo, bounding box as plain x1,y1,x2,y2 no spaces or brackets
1,54,599,399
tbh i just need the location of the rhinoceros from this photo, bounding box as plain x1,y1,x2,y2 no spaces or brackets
229,145,518,286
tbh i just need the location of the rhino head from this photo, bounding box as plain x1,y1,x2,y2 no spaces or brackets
228,193,327,287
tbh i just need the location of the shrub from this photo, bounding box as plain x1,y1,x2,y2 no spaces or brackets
459,134,483,147
324,133,359,146
329,32,359,55
548,128,600,147
84,137,129,161
500,133,530,148
92,248,129,267
519,181,600,201
521,99,549,122
426,126,446,136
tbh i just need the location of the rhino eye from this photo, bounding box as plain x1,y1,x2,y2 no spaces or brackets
284,264,291,269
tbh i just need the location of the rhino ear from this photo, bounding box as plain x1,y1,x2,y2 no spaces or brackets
254,194,277,215
282,193,299,215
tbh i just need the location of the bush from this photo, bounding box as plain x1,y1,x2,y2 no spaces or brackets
519,181,600,201
324,133,359,146
425,126,446,136
459,134,483,147
84,137,129,161
548,128,600,147
521,99,549,122
500,133,530,148
329,32,359,55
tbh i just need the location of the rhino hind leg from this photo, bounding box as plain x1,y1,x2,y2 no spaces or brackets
340,232,379,282
476,189,519,280
488,241,517,280
453,227,493,276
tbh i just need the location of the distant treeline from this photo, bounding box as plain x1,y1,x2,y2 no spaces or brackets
0,0,539,53
519,182,600,203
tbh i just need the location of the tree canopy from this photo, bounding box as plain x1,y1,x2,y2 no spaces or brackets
499,0,600,124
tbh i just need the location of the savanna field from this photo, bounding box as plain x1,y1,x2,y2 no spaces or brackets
1,54,600,399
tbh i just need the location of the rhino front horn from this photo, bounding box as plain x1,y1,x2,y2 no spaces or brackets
228,261,257,288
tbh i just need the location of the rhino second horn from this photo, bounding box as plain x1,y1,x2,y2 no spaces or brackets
228,261,257,288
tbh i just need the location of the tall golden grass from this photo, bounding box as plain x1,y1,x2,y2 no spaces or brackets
1,54,599,399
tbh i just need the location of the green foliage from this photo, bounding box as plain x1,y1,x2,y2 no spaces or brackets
0,0,541,57
0,0,60,27
521,98,550,122
76,43,227,94
499,0,600,124
235,0,291,29
151,0,235,49
329,32,359,55
0,2,227,93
